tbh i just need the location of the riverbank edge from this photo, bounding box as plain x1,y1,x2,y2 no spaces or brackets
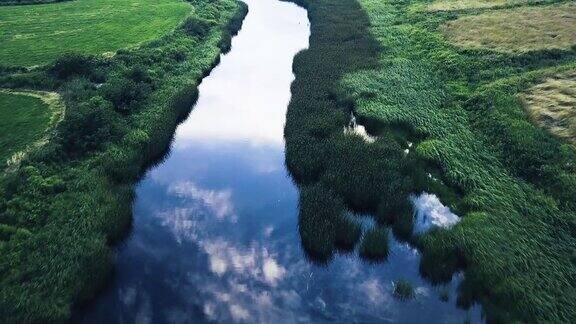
283,0,575,322
0,1,248,322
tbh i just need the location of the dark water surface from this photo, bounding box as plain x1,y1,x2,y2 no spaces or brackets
76,0,482,322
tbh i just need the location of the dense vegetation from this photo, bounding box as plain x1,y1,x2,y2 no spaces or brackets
285,0,576,322
0,0,191,67
0,91,55,165
0,0,247,322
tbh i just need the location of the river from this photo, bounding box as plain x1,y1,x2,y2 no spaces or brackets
75,0,482,322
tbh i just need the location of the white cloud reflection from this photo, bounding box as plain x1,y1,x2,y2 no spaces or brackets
172,0,310,150
410,192,460,234
118,0,479,320
169,181,236,221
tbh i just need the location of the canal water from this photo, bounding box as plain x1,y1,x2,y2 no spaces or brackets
76,0,482,322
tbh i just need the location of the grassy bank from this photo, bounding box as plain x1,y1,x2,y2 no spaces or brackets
0,0,247,322
285,0,575,322
0,0,191,67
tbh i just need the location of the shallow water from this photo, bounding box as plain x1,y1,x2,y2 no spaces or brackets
75,0,482,322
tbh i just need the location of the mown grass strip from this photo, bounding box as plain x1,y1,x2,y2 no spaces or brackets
441,3,576,53
426,0,542,11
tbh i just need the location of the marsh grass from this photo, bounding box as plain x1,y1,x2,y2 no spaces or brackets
298,184,364,261
0,0,247,322
285,0,576,321
439,287,450,302
425,0,544,11
359,227,389,261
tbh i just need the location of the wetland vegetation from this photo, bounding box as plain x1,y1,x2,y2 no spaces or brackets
285,0,576,322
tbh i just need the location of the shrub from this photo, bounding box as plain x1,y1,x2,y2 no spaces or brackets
59,96,116,155
182,17,213,39
101,76,151,113
125,66,152,84
50,54,94,80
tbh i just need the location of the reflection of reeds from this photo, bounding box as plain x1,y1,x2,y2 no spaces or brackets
393,279,415,301
439,287,450,302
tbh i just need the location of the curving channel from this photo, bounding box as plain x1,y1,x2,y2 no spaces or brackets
76,0,482,322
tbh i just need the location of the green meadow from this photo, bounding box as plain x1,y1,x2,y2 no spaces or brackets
0,0,191,67
0,92,51,165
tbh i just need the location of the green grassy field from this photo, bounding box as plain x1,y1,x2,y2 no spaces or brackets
0,0,191,67
284,0,576,321
0,92,52,165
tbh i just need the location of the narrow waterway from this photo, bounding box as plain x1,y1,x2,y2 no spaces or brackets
76,0,482,322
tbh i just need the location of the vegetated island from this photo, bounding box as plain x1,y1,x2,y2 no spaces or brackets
0,0,247,321
284,0,576,322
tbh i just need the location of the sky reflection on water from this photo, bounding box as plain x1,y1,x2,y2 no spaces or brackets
75,0,482,323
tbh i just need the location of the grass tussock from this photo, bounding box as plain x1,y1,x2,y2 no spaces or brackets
359,227,389,261
441,3,576,53
298,184,362,262
520,70,576,144
393,279,415,301
0,0,247,322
